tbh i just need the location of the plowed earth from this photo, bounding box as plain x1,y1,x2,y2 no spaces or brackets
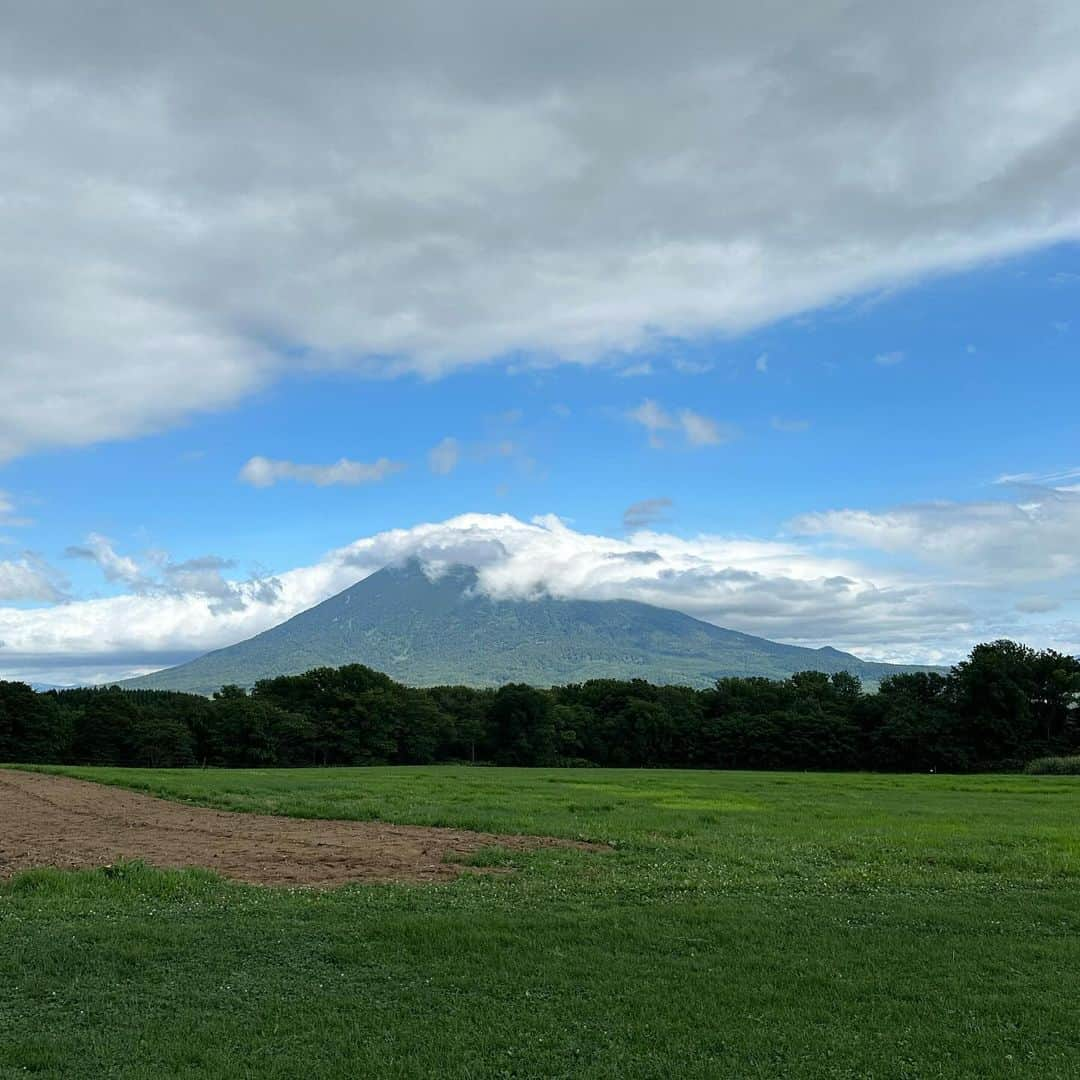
0,769,599,887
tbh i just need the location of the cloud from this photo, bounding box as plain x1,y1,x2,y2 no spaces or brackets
0,510,1013,683
627,399,675,448
679,409,735,447
476,439,517,463
430,433,521,475
239,456,405,488
873,351,905,366
428,437,461,475
623,498,674,529
63,533,283,616
791,486,1080,583
755,354,770,374
672,358,713,375
1015,595,1060,613
616,362,654,377
628,400,737,449
0,553,66,603
3,2,1080,460
65,533,146,587
157,552,282,614
772,416,811,433
161,555,239,606
996,466,1080,490
0,492,32,528
10,468,1080,681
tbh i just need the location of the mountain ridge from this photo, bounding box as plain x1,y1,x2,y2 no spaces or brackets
119,560,942,694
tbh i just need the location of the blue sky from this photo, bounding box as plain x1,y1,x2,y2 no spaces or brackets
9,246,1078,568
2,2,1079,683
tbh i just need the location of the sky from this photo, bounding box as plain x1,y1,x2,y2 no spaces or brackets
1,0,1078,685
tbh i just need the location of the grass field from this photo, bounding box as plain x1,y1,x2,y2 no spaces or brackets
3,766,1080,1078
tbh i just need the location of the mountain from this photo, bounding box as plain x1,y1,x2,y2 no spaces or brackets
120,560,940,694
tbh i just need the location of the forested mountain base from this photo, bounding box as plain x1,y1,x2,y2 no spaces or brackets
2,640,1078,772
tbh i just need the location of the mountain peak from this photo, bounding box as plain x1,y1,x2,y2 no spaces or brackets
120,562,940,694
381,557,480,585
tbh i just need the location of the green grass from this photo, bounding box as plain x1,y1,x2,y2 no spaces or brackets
3,765,1080,1078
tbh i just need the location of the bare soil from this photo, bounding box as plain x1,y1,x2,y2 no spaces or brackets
0,769,598,887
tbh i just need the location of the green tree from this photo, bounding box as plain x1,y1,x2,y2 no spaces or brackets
210,685,314,766
951,641,1040,766
70,688,138,765
0,682,71,763
489,684,557,765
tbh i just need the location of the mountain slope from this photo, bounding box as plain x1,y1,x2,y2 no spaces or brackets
121,560,939,694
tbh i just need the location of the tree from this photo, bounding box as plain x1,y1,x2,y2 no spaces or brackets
254,665,399,764
0,682,71,763
862,672,961,771
5,639,1076,773
423,685,492,761
951,641,1040,767
70,688,138,765
392,688,443,764
210,685,314,766
489,684,557,765
131,714,196,767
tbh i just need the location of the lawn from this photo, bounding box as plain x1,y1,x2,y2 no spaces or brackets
3,766,1079,1078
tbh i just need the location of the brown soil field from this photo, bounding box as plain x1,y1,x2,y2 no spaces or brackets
0,769,597,887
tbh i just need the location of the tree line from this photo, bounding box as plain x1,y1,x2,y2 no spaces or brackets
1,640,1078,772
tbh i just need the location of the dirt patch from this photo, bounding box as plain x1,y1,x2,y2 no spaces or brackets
0,770,601,887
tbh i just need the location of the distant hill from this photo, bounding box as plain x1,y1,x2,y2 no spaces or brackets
120,560,942,694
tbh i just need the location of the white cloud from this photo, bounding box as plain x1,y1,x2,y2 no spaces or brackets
792,487,1080,583
627,400,737,449
63,533,267,613
239,456,405,488
428,437,461,476
0,554,66,603
158,555,277,615
679,409,737,447
62,535,273,613
627,399,675,448
3,2,1080,459
65,533,146,587
755,354,770,374
429,433,521,475
0,510,1023,683
996,466,1080,490
0,492,32,528
873,351,905,366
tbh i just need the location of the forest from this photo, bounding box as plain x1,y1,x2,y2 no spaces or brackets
1,640,1078,773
